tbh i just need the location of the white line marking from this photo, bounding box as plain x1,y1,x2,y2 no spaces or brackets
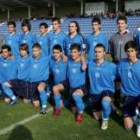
0,107,53,135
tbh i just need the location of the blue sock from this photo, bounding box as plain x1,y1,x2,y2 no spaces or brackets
2,85,16,100
102,99,111,121
54,94,61,109
72,94,84,113
39,90,48,109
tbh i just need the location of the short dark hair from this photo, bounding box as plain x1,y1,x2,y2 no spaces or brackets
70,43,81,52
53,44,62,52
39,22,48,28
7,20,16,28
52,17,61,24
22,19,31,31
95,43,106,52
117,15,127,24
19,43,29,53
124,41,138,52
32,42,41,49
1,45,11,52
92,17,101,25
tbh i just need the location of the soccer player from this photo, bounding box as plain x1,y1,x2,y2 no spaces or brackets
20,19,36,55
110,15,133,109
5,20,20,56
64,21,85,56
36,22,49,56
117,41,140,137
88,43,116,130
0,45,18,105
48,17,66,55
29,43,50,114
67,43,86,123
86,17,108,60
16,43,31,103
50,44,68,116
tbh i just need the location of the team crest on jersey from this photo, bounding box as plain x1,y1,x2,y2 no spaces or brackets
128,71,132,78
23,40,26,43
8,40,11,45
54,39,58,44
93,41,97,47
20,63,24,67
95,72,100,78
3,63,8,67
39,41,42,45
55,68,60,74
33,64,38,69
72,68,77,73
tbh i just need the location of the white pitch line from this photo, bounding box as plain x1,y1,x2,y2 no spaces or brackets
0,107,53,135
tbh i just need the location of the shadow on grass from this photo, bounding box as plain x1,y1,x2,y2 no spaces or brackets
8,125,33,140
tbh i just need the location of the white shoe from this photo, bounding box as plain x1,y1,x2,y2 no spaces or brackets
137,125,140,137
101,120,108,130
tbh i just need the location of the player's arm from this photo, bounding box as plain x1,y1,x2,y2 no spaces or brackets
80,55,87,71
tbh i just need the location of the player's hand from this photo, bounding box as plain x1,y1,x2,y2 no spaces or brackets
82,63,87,71
62,54,68,62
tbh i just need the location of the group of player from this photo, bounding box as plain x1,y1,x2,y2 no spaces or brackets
0,15,140,137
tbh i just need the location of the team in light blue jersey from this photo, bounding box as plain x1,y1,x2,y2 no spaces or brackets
67,43,86,123
64,21,85,56
20,19,36,54
88,43,116,130
117,41,140,135
86,17,108,60
36,22,49,56
50,44,68,116
48,17,66,55
5,21,20,56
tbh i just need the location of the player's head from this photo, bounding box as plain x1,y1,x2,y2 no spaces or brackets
7,20,16,34
19,43,29,57
92,17,101,33
70,43,81,60
52,17,61,32
22,19,31,32
116,15,127,32
32,43,41,58
39,22,48,35
69,21,80,34
94,43,106,60
124,41,138,60
1,45,11,58
53,44,63,60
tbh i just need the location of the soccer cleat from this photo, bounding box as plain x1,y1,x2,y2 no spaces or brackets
9,99,18,106
101,120,108,130
75,113,83,123
53,108,61,116
137,125,140,137
40,108,47,115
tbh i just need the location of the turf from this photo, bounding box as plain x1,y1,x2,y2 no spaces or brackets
0,99,140,140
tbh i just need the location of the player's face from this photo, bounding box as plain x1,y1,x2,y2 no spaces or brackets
20,50,28,57
52,21,60,32
1,49,11,59
95,47,105,60
40,26,47,35
126,48,138,60
8,25,15,34
53,49,62,60
22,26,29,33
32,48,41,58
71,49,80,60
117,20,127,32
69,23,77,34
92,22,101,33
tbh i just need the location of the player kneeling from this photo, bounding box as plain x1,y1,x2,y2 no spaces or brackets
50,44,68,116
67,43,86,123
117,41,140,137
88,44,116,130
